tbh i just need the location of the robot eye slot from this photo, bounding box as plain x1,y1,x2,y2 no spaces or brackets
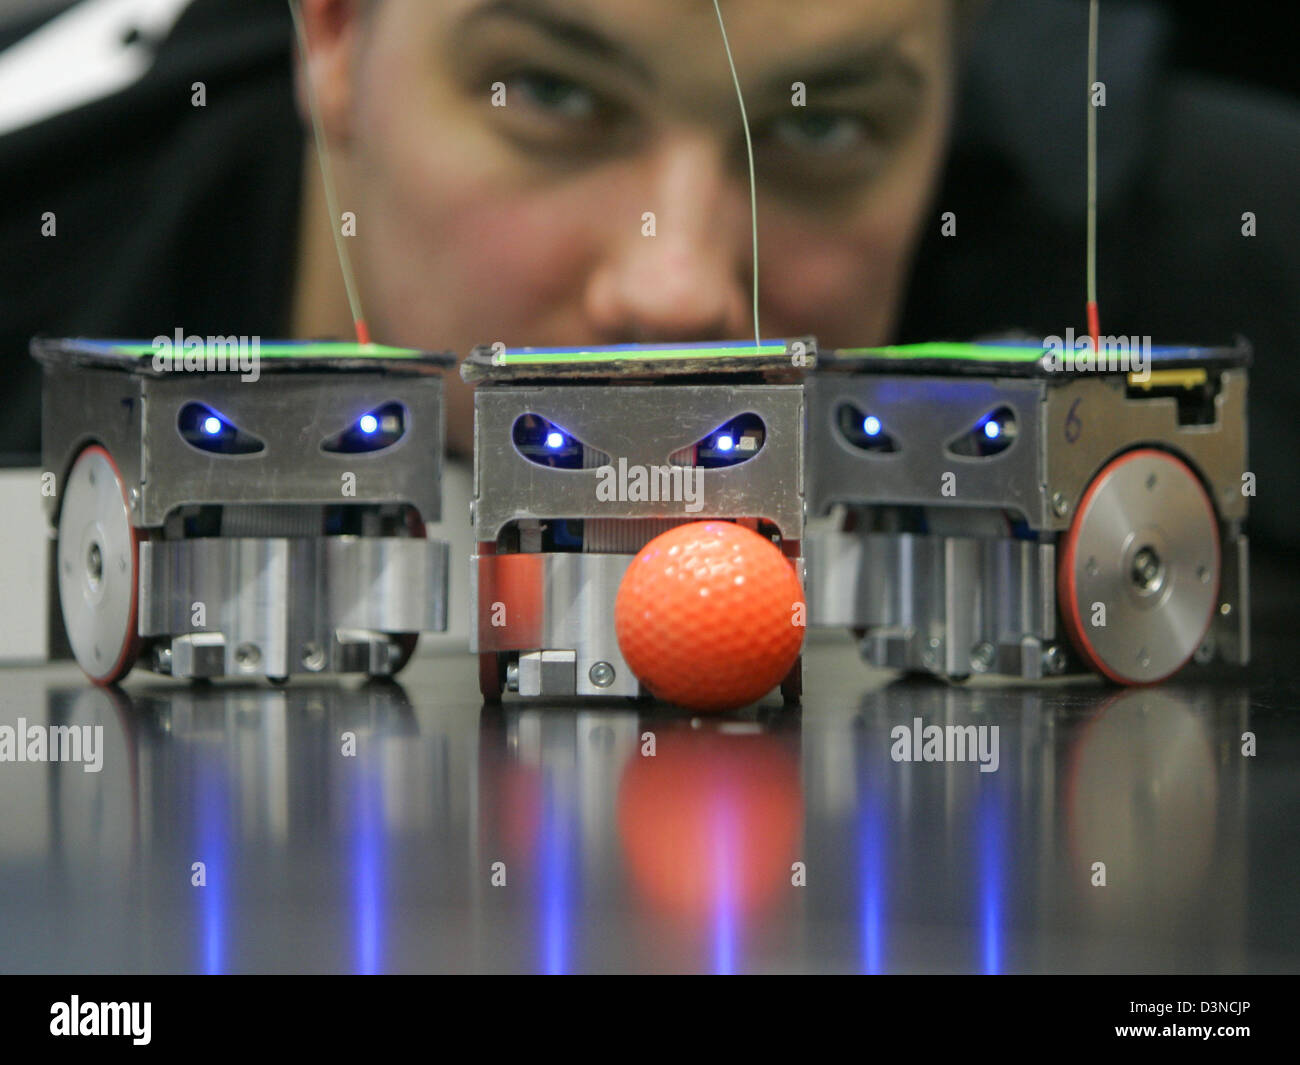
947,405,1017,457
178,403,265,455
669,412,766,468
511,413,610,469
836,402,898,454
322,402,407,454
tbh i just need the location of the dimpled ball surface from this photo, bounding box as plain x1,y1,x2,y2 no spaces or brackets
614,521,805,711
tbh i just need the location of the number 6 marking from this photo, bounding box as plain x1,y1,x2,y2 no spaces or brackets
1065,398,1083,443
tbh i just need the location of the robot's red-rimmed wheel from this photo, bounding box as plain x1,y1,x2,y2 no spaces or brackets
479,653,504,701
385,632,420,678
57,445,142,686
779,656,802,705
475,541,504,700
380,508,428,678
1057,448,1220,685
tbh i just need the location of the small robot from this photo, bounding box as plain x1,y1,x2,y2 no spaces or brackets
35,338,454,684
803,340,1250,684
464,339,814,701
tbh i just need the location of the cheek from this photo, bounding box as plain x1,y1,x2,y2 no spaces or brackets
354,151,597,337
428,190,593,317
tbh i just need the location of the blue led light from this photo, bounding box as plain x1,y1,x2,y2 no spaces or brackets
202,416,222,436
358,413,379,435
983,419,1001,440
716,435,735,452
545,431,565,450
863,415,881,437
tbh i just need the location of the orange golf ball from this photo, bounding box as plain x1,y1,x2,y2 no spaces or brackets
614,521,805,711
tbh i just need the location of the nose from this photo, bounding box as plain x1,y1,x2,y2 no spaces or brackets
583,134,754,343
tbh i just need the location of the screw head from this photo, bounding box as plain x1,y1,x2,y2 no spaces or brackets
1052,492,1070,517
921,637,942,669
589,660,616,688
1131,545,1164,592
152,644,173,674
302,642,327,672
1042,644,1067,675
86,542,103,586
970,642,995,673
234,643,262,670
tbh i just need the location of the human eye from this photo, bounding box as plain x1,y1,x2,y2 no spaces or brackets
754,108,891,195
483,65,634,156
507,69,600,122
752,75,936,199
767,111,874,154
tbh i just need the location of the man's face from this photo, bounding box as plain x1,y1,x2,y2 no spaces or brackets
310,0,955,446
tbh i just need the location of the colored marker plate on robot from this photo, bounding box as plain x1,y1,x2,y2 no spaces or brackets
461,338,815,383
30,337,455,375
822,339,1251,377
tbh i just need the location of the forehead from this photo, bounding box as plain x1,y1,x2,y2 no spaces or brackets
441,0,932,32
413,0,945,73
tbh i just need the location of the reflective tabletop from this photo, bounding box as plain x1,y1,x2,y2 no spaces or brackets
2,562,1298,975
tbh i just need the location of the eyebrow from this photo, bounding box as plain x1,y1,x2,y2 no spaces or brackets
457,0,655,87
758,39,928,99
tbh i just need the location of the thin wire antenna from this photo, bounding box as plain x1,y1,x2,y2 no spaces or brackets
1086,0,1100,354
289,0,371,345
712,0,761,351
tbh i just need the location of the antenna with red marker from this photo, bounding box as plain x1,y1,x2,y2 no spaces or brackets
1086,0,1100,354
712,0,761,352
289,0,371,346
